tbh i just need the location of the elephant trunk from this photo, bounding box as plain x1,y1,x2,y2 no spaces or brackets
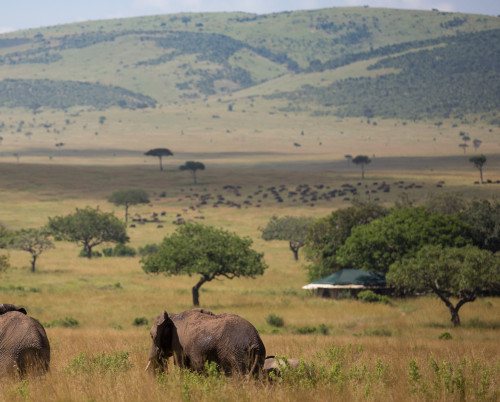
146,345,168,373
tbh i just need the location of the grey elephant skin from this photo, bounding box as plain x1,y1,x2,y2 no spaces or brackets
147,308,266,376
0,304,50,376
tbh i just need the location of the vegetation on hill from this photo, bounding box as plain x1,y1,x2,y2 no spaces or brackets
271,29,500,121
0,7,498,120
0,79,157,111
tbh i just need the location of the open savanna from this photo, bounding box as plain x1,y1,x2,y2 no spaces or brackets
1,141,500,400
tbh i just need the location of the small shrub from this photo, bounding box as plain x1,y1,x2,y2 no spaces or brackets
138,243,159,256
266,313,284,327
295,325,317,334
439,332,453,340
112,243,136,257
103,244,136,257
357,290,391,304
132,317,149,326
78,248,102,258
67,351,132,374
46,316,79,328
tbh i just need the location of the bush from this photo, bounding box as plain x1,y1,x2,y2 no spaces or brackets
79,248,102,258
0,254,9,273
357,290,391,304
67,351,132,374
266,313,284,327
103,243,136,257
138,243,159,256
46,316,79,328
132,317,149,326
439,332,453,340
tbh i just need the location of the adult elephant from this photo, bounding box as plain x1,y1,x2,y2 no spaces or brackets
146,308,265,376
0,304,50,376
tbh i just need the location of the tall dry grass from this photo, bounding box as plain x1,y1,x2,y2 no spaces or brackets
0,158,499,400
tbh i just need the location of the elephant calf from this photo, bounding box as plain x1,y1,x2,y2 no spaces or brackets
263,356,308,378
147,308,266,376
0,304,50,376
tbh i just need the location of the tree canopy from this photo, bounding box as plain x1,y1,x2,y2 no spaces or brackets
12,228,54,272
142,222,267,306
260,215,314,261
388,245,500,326
460,199,500,253
144,148,173,171
108,189,150,223
47,207,128,258
336,207,471,274
179,161,205,184
352,155,371,179
304,201,388,280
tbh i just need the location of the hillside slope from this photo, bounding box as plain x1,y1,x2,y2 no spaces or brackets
0,7,499,122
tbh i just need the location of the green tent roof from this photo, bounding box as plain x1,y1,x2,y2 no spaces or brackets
311,269,386,287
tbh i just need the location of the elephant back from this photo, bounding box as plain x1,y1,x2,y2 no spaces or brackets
0,311,50,375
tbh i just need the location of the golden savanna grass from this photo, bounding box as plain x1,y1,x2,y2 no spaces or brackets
0,110,499,400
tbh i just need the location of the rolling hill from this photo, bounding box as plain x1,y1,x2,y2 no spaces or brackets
0,7,499,161
0,8,498,118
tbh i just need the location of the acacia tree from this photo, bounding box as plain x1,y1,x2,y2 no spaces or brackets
108,189,150,223
304,201,388,280
142,223,267,306
179,161,205,184
352,155,371,179
469,154,486,184
144,148,173,171
48,207,129,258
260,216,314,261
12,228,54,272
388,245,500,327
336,207,472,274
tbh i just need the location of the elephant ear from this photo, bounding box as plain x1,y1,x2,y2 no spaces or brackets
0,304,27,315
152,310,172,349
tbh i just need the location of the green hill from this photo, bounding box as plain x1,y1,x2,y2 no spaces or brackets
0,7,499,122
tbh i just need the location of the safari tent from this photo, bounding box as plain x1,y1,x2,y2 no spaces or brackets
302,268,388,299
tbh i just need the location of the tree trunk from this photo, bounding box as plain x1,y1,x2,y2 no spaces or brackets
31,255,37,273
86,245,92,259
289,241,300,261
434,288,476,327
192,170,197,184
125,204,129,223
158,156,163,171
361,164,365,179
192,276,208,306
479,167,483,184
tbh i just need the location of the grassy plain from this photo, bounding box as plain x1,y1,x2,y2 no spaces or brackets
0,102,499,401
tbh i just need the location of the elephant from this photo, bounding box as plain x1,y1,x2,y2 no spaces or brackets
263,356,302,378
146,308,266,376
0,303,50,376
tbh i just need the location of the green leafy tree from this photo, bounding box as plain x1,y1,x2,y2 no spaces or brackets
469,154,486,184
304,201,388,280
144,148,173,171
336,207,472,274
108,189,150,223
460,199,500,253
388,245,500,326
48,207,128,259
12,228,54,272
142,223,267,306
179,161,205,184
352,155,371,179
260,216,314,261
